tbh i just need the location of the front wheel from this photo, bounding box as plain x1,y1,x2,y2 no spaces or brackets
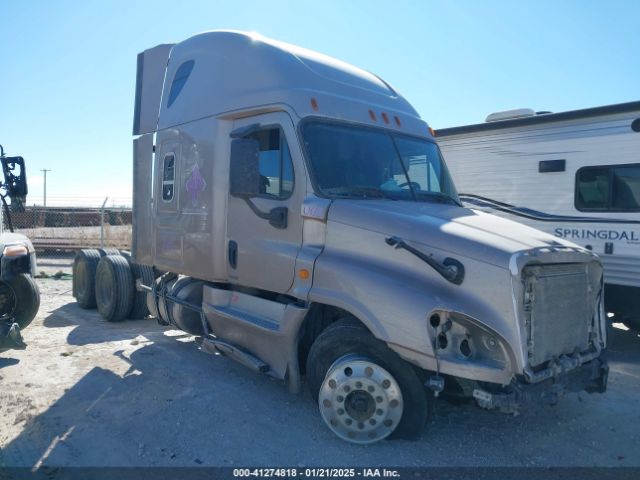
0,274,41,330
306,319,429,444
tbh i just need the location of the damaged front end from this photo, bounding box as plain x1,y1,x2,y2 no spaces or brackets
471,248,609,414
472,356,608,414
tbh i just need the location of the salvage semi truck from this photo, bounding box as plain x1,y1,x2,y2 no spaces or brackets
73,31,608,444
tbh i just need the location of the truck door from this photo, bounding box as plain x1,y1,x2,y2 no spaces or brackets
226,112,304,293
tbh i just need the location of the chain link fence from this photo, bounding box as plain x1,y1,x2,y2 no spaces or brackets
2,204,133,268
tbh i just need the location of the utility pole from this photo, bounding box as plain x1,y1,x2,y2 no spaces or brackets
40,169,51,208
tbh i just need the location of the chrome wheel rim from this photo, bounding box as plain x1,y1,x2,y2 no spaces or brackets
318,355,403,444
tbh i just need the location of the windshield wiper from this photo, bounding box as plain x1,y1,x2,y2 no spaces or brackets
324,186,397,200
385,236,465,285
413,191,461,206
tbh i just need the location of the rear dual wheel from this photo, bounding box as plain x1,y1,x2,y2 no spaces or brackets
73,249,121,309
95,255,134,322
73,249,102,308
120,251,154,319
307,320,430,444
74,249,153,321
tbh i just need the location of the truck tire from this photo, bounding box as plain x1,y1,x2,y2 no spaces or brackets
73,249,101,309
95,255,134,322
120,251,154,319
306,319,429,444
99,248,121,257
5,274,40,329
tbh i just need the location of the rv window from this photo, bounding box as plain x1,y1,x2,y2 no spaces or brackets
162,154,175,202
167,60,195,108
612,165,640,210
247,128,294,199
576,167,609,210
576,164,640,211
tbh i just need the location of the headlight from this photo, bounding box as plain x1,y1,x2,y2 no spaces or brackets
3,244,28,257
429,310,509,369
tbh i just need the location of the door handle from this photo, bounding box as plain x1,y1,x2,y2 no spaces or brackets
228,240,238,269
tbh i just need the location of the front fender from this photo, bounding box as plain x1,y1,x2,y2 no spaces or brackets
0,232,37,280
309,221,521,378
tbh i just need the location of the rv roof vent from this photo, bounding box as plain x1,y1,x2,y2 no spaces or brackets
485,108,536,123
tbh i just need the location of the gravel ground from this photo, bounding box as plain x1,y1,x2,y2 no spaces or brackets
1,274,640,468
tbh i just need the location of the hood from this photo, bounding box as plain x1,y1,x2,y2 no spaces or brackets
327,199,581,268
0,232,35,254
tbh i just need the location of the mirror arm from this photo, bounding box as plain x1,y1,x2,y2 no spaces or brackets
0,194,14,233
243,199,288,229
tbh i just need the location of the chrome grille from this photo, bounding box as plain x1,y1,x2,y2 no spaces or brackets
523,263,593,367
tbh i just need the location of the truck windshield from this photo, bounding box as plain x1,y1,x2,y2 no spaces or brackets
302,121,460,204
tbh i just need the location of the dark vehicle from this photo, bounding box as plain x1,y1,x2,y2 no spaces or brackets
0,144,40,353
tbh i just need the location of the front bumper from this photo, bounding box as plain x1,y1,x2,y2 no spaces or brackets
472,356,608,414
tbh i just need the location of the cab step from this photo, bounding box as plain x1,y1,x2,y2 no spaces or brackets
199,336,270,374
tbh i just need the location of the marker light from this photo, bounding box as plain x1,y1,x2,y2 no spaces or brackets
3,245,28,257
368,109,377,121
381,112,389,124
310,98,319,111
394,116,401,127
298,269,310,280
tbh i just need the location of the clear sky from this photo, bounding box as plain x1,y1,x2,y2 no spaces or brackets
1,0,638,207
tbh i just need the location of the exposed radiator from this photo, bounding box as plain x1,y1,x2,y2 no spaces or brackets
523,264,594,367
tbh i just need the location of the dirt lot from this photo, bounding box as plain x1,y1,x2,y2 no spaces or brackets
1,273,640,468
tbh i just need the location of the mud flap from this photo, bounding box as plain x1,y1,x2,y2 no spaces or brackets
0,322,26,351
585,358,609,394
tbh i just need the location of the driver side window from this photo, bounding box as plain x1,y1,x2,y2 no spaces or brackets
248,128,294,199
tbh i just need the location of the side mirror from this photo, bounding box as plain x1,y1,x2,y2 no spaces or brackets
1,156,28,198
229,139,260,198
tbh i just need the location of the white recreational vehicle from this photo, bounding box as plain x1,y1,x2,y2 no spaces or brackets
436,102,640,328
